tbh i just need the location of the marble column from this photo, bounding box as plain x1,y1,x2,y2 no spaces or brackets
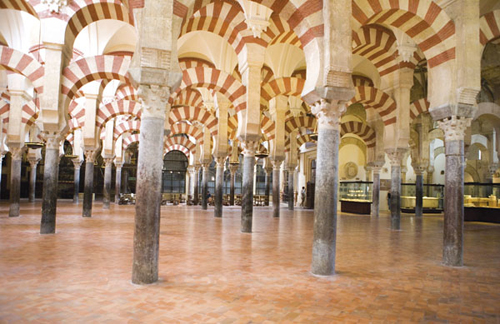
123,169,129,193
272,159,282,218
229,164,238,205
311,100,344,276
0,155,3,199
413,165,426,217
214,157,225,217
437,116,471,267
132,84,172,285
82,150,95,218
28,158,40,203
114,162,123,203
193,165,200,205
40,136,60,234
9,147,24,217
387,150,405,230
288,167,295,210
201,162,210,210
241,141,256,233
103,158,113,209
72,159,82,203
264,167,272,206
370,165,383,217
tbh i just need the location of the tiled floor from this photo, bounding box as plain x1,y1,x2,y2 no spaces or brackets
0,200,499,323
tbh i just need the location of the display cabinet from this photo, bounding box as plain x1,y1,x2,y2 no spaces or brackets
464,183,500,223
339,181,372,214
400,183,444,213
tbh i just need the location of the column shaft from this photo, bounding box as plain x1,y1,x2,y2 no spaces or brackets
103,162,112,209
40,147,59,234
132,118,164,284
115,168,122,203
230,171,235,206
241,155,255,233
83,160,94,217
415,173,424,217
29,163,37,203
73,165,81,203
9,158,22,217
193,170,199,205
201,166,209,210
311,126,340,275
272,167,280,217
264,171,271,206
214,161,224,217
390,165,402,230
288,170,294,210
371,171,380,217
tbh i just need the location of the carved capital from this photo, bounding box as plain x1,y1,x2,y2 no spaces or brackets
215,156,226,167
41,0,68,13
412,163,428,175
137,84,170,119
368,161,384,174
72,158,83,169
229,163,239,174
437,116,472,142
10,147,25,161
28,158,40,168
104,158,114,168
84,150,96,164
45,134,60,150
187,166,197,175
488,163,498,177
271,158,283,170
311,99,345,130
114,161,124,170
386,149,406,166
242,140,258,157
201,162,211,170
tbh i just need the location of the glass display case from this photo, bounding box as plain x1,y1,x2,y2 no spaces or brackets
464,183,500,223
339,181,372,214
400,183,444,213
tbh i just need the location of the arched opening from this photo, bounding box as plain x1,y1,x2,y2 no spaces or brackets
162,151,188,194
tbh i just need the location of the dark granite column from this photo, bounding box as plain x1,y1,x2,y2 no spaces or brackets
413,165,426,217
72,159,82,203
387,150,404,230
114,162,123,203
40,136,60,234
193,166,200,205
132,85,172,285
272,159,282,218
288,167,295,210
201,162,210,210
438,116,471,267
123,169,129,193
28,159,40,203
311,101,343,276
371,165,382,217
214,157,225,217
9,147,24,217
103,158,113,209
241,141,256,233
264,167,272,206
0,155,3,199
82,150,95,218
229,164,238,206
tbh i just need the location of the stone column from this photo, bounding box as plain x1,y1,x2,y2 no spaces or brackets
311,100,345,276
264,166,272,206
413,165,427,217
193,165,200,205
364,165,372,182
114,162,123,203
241,141,257,233
40,135,60,234
0,155,4,199
72,159,82,203
229,163,238,205
132,84,173,284
201,162,210,210
271,159,282,218
28,158,40,203
9,147,24,217
82,150,95,218
288,167,295,210
103,158,113,209
370,164,383,217
387,150,405,230
437,116,471,266
214,157,225,217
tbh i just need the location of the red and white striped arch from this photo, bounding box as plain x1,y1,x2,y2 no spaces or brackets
0,46,44,94
284,134,316,151
410,98,430,120
261,77,305,108
61,55,131,108
0,0,38,18
165,135,196,153
165,144,191,157
352,75,374,87
171,88,204,108
169,106,218,135
352,25,398,75
227,114,238,139
179,57,216,70
171,67,246,112
0,98,39,132
352,0,456,69
115,84,138,101
170,122,203,141
266,15,302,48
347,86,397,126
110,120,141,141
96,99,142,130
123,133,140,149
64,0,133,49
480,10,500,48
68,99,86,129
261,115,275,141
284,115,316,134
340,121,376,148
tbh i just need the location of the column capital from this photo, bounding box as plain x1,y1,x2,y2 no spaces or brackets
187,165,197,175
488,163,498,177
72,158,83,169
437,116,472,142
10,147,25,161
311,99,346,130
84,150,96,163
412,163,428,175
229,163,239,174
201,162,211,169
215,156,226,166
28,157,41,168
386,148,406,166
271,158,283,170
104,158,114,168
368,161,384,174
44,133,61,150
114,161,124,169
137,84,171,119
241,140,258,157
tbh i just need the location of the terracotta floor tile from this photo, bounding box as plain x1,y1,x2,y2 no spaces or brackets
1,201,500,323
